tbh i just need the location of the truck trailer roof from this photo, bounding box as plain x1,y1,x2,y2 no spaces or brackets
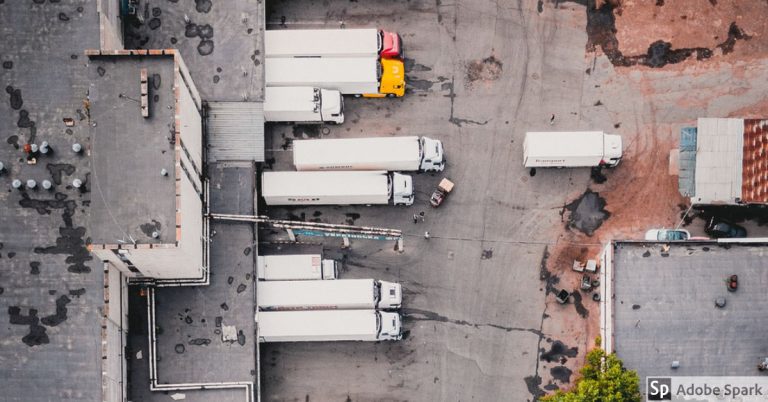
265,28,380,58
257,254,323,280
524,131,605,160
261,171,391,205
293,136,422,171
264,87,319,114
257,310,380,339
265,57,378,87
257,279,377,310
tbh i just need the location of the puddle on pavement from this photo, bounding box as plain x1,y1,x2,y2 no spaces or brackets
539,247,559,294
563,189,610,236
540,340,578,363
524,374,545,399
345,212,360,225
46,163,76,185
6,85,23,110
571,290,589,318
140,220,162,237
550,365,573,383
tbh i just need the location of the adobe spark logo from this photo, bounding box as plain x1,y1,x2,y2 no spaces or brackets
647,377,672,400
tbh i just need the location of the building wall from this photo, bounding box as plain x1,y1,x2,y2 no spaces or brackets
92,243,203,280
123,247,203,279
92,247,135,277
102,265,128,402
88,50,206,281
177,69,203,171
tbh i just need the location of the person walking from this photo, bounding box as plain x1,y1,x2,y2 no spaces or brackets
424,231,430,240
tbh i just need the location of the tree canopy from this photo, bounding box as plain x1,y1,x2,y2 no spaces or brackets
541,347,642,402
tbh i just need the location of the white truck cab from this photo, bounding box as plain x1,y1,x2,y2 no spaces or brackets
420,136,445,171
602,134,623,167
319,88,344,124
378,311,403,341
376,280,403,309
390,172,414,206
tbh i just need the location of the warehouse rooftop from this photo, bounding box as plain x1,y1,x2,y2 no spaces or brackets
0,1,103,401
612,241,768,385
680,118,768,205
123,0,265,101
86,52,178,245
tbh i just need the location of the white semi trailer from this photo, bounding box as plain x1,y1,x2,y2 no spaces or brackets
261,171,414,206
264,87,344,124
257,279,402,311
257,254,338,281
257,310,403,342
523,131,623,168
265,28,402,59
292,136,445,172
265,57,406,98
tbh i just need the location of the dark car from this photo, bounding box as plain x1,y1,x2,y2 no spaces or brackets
705,217,747,238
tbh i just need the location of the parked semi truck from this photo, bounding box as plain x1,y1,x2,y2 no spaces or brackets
257,279,402,311
523,131,623,168
265,57,405,98
257,310,403,342
264,87,344,124
261,171,414,206
257,254,338,281
265,28,402,59
293,136,445,172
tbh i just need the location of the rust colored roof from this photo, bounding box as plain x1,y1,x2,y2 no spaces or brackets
741,119,768,203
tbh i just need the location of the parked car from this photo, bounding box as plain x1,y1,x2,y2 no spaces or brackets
644,228,690,241
705,217,747,238
429,178,454,207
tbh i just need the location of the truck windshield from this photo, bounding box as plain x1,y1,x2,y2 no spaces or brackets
377,30,383,53
373,281,381,303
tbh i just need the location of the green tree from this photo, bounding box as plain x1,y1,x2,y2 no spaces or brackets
542,347,642,402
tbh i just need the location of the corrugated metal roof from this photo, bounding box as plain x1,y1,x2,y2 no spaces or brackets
678,127,697,197
692,118,744,204
207,102,265,162
741,119,768,203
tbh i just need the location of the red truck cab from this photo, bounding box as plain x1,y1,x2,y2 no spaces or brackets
380,30,403,59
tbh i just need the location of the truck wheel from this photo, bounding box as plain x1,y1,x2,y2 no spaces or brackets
354,94,362,98
386,94,395,98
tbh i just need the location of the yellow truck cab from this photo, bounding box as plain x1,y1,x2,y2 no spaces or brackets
366,58,405,98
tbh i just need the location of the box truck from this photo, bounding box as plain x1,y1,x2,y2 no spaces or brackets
265,57,405,98
523,131,623,168
264,87,344,124
257,279,402,311
293,136,445,172
261,171,414,206
257,254,338,281
257,310,403,342
265,28,402,59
